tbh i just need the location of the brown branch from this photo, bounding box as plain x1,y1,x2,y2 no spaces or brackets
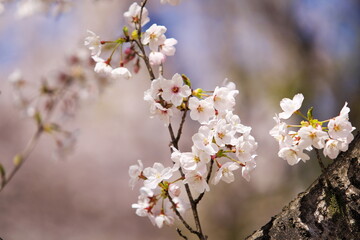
169,121,207,239
136,1,206,237
246,132,360,240
176,228,188,240
136,0,155,80
175,103,189,143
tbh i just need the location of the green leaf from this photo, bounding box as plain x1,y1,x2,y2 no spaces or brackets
181,74,191,88
307,107,314,120
123,26,129,37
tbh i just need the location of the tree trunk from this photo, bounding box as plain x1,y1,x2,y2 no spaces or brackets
246,132,360,240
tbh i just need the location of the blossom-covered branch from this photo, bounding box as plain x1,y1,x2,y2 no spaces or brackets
270,93,355,165
85,1,259,239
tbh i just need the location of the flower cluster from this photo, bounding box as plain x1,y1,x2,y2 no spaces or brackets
85,2,178,82
142,24,177,66
186,81,258,182
129,160,189,228
84,30,132,81
144,73,191,126
131,80,258,228
270,93,355,165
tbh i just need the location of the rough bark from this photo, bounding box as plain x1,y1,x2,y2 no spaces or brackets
246,132,360,240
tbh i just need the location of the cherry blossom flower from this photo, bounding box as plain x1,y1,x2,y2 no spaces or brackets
149,51,165,65
339,102,350,118
144,88,174,127
142,24,167,52
278,93,304,119
192,126,218,155
269,115,288,143
160,38,178,56
178,152,198,171
132,187,155,217
225,111,252,135
211,82,238,113
92,56,113,75
328,115,354,140
84,30,102,57
212,162,240,185
178,147,209,172
278,146,310,165
143,162,173,189
235,133,258,163
129,160,144,189
123,2,150,28
242,160,256,182
183,166,209,194
154,213,174,228
166,196,189,214
323,139,341,159
298,126,328,149
111,67,132,80
161,73,191,106
147,76,166,100
189,97,214,123
213,119,234,147
152,103,173,126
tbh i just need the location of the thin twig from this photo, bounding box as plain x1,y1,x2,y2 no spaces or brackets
175,103,188,143
168,123,177,145
176,228,188,240
0,127,43,192
176,228,187,240
136,0,155,80
159,63,164,76
0,79,73,193
168,193,198,235
169,122,206,239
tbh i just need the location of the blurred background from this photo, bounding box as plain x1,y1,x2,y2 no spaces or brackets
0,0,359,239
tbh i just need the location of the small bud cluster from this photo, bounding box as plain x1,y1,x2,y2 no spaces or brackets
270,93,355,165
